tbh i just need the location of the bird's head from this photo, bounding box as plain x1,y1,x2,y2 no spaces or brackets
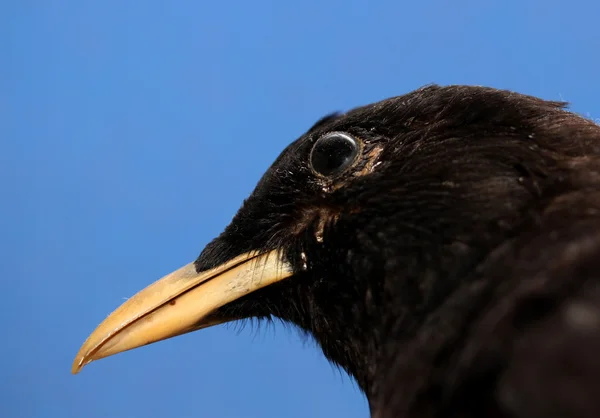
72,85,599,393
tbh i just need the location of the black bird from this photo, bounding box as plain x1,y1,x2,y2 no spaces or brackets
73,85,600,418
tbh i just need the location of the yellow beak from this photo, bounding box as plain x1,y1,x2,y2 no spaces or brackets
72,249,293,374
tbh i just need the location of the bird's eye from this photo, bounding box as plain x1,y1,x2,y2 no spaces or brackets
309,132,361,177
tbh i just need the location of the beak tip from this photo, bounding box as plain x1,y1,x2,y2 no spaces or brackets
71,360,83,375
72,349,92,375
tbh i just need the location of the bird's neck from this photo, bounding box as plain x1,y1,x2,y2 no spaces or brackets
360,192,600,417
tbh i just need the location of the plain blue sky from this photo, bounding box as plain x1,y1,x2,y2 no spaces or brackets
3,1,600,417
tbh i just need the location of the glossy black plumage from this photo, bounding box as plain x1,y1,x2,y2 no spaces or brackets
192,85,600,418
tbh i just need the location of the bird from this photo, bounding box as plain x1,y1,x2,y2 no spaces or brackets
73,85,600,418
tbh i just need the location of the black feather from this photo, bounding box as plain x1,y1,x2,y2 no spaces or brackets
195,85,600,418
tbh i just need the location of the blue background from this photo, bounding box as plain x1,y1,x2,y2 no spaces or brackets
3,1,600,417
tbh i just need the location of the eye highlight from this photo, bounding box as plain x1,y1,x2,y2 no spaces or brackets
309,132,361,177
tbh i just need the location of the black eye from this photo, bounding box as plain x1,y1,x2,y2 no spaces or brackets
309,132,361,177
